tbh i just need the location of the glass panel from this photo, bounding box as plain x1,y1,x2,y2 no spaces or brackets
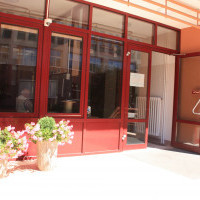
0,24,38,113
48,33,83,114
88,36,123,118
49,0,89,29
128,50,149,119
178,56,200,122
176,123,200,147
127,122,146,145
157,26,177,50
92,8,124,37
0,0,45,20
128,18,154,44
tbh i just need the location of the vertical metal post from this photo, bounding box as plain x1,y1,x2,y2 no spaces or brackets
45,0,50,19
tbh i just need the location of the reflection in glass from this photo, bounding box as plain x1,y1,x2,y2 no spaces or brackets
128,18,154,44
92,8,124,37
178,56,200,122
0,0,45,20
128,50,148,119
49,0,89,29
88,36,123,118
127,122,146,145
157,26,177,50
48,33,83,113
0,24,38,113
176,123,200,147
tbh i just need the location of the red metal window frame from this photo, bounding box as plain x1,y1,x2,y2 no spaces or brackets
70,0,180,51
0,15,44,118
0,0,181,154
171,52,200,154
39,25,88,118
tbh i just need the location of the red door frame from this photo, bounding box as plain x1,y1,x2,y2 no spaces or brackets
0,15,44,118
39,24,88,118
171,52,200,154
122,44,152,150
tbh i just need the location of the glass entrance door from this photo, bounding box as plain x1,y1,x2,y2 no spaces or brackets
123,45,151,150
172,53,200,153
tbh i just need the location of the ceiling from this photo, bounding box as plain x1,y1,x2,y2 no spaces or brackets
178,0,200,9
86,0,200,29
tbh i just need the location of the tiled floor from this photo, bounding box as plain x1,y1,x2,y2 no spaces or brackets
0,145,200,200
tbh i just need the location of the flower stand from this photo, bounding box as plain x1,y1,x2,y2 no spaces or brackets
37,141,58,171
0,159,8,178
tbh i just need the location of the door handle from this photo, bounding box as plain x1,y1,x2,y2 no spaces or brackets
122,135,126,141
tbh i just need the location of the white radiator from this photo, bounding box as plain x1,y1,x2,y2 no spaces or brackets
136,97,162,137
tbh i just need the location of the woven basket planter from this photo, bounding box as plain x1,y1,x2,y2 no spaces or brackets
0,159,8,178
37,141,58,171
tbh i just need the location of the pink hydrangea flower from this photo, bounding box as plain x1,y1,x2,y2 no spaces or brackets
31,122,35,126
38,137,43,141
67,140,72,144
32,135,37,140
53,135,57,140
34,124,40,131
18,139,21,144
7,140,13,147
68,132,74,136
14,133,20,139
6,125,12,131
61,134,65,139
30,131,35,135
10,149,17,154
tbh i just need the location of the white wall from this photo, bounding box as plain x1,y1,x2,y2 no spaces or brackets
150,52,175,141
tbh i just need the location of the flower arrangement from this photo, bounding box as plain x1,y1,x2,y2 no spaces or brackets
25,117,74,145
0,126,29,160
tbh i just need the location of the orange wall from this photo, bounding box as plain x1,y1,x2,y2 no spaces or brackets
181,27,200,53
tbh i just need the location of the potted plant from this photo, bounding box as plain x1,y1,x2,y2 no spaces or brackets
25,117,74,171
0,126,29,178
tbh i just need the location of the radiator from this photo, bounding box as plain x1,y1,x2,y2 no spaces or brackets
135,97,162,137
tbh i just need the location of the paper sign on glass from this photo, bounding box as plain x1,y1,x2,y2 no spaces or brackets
130,73,145,87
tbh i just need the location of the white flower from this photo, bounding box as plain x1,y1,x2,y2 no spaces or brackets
31,122,35,126
6,125,12,131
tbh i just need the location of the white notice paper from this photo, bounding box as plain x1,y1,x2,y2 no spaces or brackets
130,73,145,87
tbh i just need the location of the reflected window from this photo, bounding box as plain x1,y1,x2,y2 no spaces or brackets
0,0,45,20
92,8,124,37
128,18,154,44
127,122,146,145
128,50,149,119
49,0,89,29
157,26,178,50
48,33,83,114
0,24,38,113
88,36,123,119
